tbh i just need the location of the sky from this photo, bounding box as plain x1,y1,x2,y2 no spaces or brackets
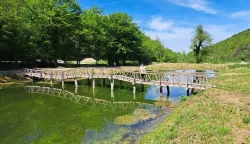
78,0,250,52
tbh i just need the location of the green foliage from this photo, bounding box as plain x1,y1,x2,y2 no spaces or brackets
243,116,250,124
0,0,183,68
114,114,138,126
180,95,189,102
191,25,212,63
202,29,250,63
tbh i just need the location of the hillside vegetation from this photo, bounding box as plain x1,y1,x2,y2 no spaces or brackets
202,29,250,63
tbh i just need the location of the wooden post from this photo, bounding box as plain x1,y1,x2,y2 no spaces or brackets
193,75,196,83
62,80,64,89
75,86,78,94
50,79,53,87
167,86,170,97
133,78,136,94
159,79,162,94
61,72,64,89
50,71,53,87
93,88,95,98
92,79,95,89
133,90,136,100
111,90,114,101
74,78,78,87
111,78,114,91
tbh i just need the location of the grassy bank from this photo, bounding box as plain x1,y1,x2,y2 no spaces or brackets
138,68,250,143
0,74,31,87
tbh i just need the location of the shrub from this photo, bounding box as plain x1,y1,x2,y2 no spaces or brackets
243,116,250,124
180,96,189,102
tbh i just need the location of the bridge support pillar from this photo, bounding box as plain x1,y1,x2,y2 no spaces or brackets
74,78,78,87
50,79,53,87
167,86,170,97
133,91,136,100
160,86,163,96
93,88,95,98
62,80,64,89
111,79,114,91
92,79,95,89
187,88,190,96
111,90,114,101
133,84,136,94
75,86,78,94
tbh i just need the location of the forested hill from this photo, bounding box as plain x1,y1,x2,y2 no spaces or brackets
202,29,250,63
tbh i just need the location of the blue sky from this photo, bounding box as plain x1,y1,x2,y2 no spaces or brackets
78,0,250,52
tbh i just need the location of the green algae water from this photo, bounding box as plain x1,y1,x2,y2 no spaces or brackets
0,79,189,143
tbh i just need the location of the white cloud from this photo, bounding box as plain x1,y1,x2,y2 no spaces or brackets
144,17,242,52
166,0,217,14
145,16,194,52
231,10,250,21
148,16,173,31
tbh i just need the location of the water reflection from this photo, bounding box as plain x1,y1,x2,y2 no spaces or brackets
111,90,114,101
75,86,78,94
145,85,187,102
165,70,216,84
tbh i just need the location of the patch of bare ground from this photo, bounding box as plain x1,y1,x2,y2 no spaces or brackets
208,89,250,106
233,127,250,144
0,74,31,84
220,73,249,76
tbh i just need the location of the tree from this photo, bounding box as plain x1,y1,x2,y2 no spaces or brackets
191,25,212,63
105,12,141,65
0,1,184,68
81,7,106,65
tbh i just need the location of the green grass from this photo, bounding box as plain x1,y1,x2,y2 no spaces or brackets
138,68,250,144
180,96,189,102
243,116,250,124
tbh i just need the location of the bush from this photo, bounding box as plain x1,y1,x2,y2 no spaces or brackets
243,116,250,124
180,96,189,102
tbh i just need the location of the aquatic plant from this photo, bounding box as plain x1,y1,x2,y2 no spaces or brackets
114,114,138,126
114,109,157,126
133,109,150,117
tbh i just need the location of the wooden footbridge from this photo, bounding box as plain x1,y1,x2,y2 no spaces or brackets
24,67,216,91
24,86,154,111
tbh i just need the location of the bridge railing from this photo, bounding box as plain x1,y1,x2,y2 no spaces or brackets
24,68,216,89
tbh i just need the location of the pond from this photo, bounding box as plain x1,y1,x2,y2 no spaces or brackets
0,70,215,143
